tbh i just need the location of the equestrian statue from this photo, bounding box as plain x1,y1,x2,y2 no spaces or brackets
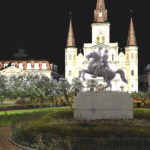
78,46,128,89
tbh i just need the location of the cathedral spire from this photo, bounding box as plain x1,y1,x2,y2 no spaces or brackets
66,12,76,47
94,0,107,23
127,16,137,46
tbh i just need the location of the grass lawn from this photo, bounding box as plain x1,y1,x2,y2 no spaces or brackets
0,103,51,108
0,107,150,149
0,107,71,126
0,102,63,111
8,108,150,149
0,107,70,115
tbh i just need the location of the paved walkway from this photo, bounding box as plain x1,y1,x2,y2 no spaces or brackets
0,126,22,150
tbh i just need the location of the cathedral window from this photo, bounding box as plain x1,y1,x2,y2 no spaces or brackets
99,6,102,17
69,71,72,76
100,6,102,13
136,54,137,59
131,70,134,76
69,55,72,61
102,36,105,43
97,37,100,43
112,54,114,61
127,54,129,60
131,53,134,59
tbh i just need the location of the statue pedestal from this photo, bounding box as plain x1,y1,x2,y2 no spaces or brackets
74,91,133,120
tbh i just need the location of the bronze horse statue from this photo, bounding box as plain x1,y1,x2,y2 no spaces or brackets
79,51,128,89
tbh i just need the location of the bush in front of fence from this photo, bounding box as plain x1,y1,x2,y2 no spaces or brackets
11,109,150,150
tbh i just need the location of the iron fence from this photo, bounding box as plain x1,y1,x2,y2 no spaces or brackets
63,137,150,150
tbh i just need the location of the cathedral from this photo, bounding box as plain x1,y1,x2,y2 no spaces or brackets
65,0,138,92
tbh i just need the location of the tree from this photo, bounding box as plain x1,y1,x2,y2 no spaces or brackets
6,73,50,101
0,75,7,103
146,92,150,99
86,79,98,91
71,78,84,96
48,79,58,102
34,75,51,101
6,75,24,99
56,78,71,106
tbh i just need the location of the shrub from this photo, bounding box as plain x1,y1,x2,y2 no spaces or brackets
146,92,150,99
15,98,31,104
15,98,24,104
10,109,150,150
0,95,5,104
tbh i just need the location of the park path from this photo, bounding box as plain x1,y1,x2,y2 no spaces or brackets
0,126,22,150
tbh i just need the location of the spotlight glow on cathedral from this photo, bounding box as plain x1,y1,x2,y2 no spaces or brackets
65,0,138,93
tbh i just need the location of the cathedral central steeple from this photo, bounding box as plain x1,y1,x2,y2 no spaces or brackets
94,0,107,23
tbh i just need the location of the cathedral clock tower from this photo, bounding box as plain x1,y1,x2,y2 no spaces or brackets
92,0,110,44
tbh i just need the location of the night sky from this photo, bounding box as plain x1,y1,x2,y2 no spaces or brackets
0,0,149,75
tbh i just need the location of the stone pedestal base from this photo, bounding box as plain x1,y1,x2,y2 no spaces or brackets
74,91,133,120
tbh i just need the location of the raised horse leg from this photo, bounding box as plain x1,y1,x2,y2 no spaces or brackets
78,70,86,80
82,70,89,80
78,71,82,78
79,70,92,80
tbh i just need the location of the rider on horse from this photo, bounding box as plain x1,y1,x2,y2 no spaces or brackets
91,49,109,78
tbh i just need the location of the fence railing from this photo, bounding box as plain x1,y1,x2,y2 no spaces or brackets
63,137,150,150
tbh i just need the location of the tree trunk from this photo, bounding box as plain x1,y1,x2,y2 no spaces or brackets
63,89,69,104
51,96,54,103
75,89,79,96
63,89,72,109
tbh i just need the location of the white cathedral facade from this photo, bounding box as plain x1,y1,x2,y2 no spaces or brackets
65,0,138,93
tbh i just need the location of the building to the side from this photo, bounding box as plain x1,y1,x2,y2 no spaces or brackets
0,59,52,78
65,0,138,93
139,64,150,92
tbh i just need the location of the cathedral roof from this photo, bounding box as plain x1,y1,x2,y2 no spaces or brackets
94,0,107,23
127,17,137,46
66,15,76,47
